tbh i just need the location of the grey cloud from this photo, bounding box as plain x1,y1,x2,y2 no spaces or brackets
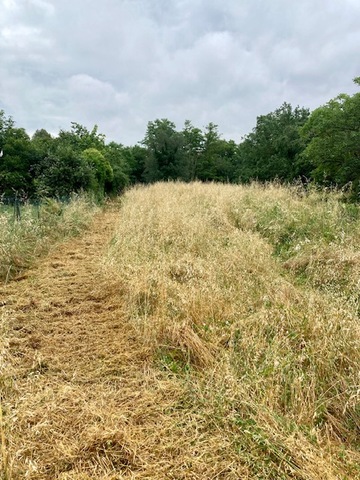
0,0,359,145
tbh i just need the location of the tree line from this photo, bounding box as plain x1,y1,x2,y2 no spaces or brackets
1,77,359,199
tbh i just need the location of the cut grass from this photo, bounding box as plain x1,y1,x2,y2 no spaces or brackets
0,195,99,282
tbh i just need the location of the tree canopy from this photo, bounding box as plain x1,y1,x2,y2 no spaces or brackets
1,78,359,199
300,78,360,193
236,103,310,183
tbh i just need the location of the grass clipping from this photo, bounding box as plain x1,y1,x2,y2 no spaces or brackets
103,182,360,479
0,195,98,281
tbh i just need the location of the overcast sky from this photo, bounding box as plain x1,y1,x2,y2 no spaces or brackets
0,0,359,145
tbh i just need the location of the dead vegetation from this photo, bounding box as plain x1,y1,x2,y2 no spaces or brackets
1,183,360,479
0,195,98,282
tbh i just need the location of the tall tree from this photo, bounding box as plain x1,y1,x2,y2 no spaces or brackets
125,145,147,184
0,111,34,196
57,123,106,153
0,110,15,143
195,122,221,181
142,119,185,182
34,145,94,198
81,148,113,198
212,139,239,182
182,120,204,181
103,142,130,194
31,129,54,156
300,78,360,191
237,103,310,182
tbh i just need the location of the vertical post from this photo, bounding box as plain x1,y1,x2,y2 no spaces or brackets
14,197,21,221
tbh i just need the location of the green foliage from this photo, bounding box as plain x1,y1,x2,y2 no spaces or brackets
81,148,113,198
32,125,114,198
0,111,35,196
103,142,130,194
182,120,204,181
142,119,185,182
142,119,240,183
157,347,191,375
31,129,54,157
237,103,310,183
301,80,360,194
57,122,106,153
124,145,147,184
34,146,94,197
0,77,359,197
195,122,237,181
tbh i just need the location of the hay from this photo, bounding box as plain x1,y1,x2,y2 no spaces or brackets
2,184,360,479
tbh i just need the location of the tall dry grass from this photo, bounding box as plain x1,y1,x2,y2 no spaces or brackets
104,182,360,478
0,195,98,282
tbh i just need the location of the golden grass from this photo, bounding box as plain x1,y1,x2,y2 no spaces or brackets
0,195,98,282
103,182,360,478
1,182,360,479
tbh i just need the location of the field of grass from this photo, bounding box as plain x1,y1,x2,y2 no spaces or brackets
103,182,360,478
1,182,360,479
0,195,99,281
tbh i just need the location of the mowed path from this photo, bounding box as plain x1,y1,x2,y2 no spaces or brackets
1,209,183,479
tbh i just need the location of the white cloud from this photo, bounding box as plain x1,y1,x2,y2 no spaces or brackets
1,25,52,50
67,74,130,113
2,0,18,12
29,0,55,16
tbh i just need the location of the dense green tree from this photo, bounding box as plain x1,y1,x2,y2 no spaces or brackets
212,139,239,182
125,145,147,184
81,148,113,198
195,122,221,181
0,110,15,141
34,146,94,198
30,130,55,182
300,78,360,191
1,80,359,199
0,111,35,196
31,129,54,156
33,124,111,198
142,119,185,182
236,103,310,182
182,120,204,181
103,142,130,194
57,123,106,153
192,123,239,182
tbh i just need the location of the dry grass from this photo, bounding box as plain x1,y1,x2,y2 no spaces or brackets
0,195,98,282
1,182,360,479
103,182,360,478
